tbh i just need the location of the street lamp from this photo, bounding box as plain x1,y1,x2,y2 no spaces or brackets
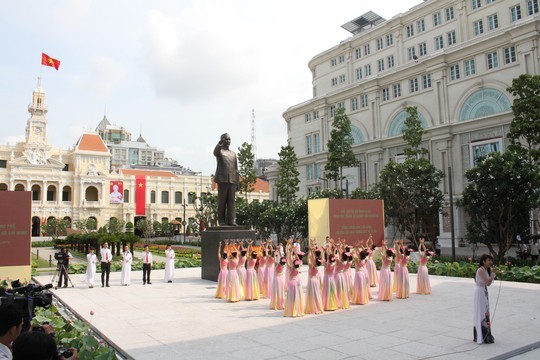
181,201,187,244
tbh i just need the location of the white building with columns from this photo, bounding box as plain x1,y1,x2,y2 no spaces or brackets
0,78,269,236
277,0,539,244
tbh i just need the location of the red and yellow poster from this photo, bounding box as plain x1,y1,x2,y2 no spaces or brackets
109,180,124,204
0,191,32,281
308,198,384,247
135,176,146,215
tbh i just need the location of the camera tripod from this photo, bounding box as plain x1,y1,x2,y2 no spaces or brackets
50,263,74,289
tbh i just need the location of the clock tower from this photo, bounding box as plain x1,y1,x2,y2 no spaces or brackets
25,77,48,145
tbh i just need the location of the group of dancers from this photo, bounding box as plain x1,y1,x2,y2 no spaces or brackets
215,236,434,317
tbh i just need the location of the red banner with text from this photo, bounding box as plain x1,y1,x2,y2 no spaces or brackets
135,176,146,215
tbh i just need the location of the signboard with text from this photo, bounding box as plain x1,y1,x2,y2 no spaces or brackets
308,198,384,246
0,191,31,280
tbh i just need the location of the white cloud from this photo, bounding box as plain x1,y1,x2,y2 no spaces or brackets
75,56,128,97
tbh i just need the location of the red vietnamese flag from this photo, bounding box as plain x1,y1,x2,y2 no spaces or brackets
135,175,146,215
41,52,61,70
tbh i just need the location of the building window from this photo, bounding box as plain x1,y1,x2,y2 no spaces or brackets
329,105,336,117
445,7,455,21
356,67,363,80
331,58,337,66
306,164,313,181
450,64,461,80
447,31,457,46
161,191,169,204
504,46,517,64
355,48,362,59
339,74,346,83
407,47,416,61
433,12,442,26
377,59,385,72
338,55,345,63
313,133,320,153
486,0,496,3
386,34,393,46
376,37,384,50
351,97,358,111
305,113,312,122
422,74,432,89
364,44,371,55
306,135,313,155
488,14,498,30
410,78,419,93
150,190,156,203
188,192,196,204
360,94,368,108
435,35,444,50
175,191,182,203
387,55,395,68
419,42,427,56
123,190,129,203
464,59,476,76
417,19,425,33
364,64,372,76
487,51,499,69
382,87,390,101
474,20,484,36
393,83,402,98
511,5,522,21
528,0,539,15
472,0,481,10
331,77,338,86
406,24,414,38
0,160,6,168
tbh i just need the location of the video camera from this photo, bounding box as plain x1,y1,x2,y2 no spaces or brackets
0,281,53,332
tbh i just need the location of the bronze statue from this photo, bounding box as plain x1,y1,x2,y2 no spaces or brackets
214,133,239,226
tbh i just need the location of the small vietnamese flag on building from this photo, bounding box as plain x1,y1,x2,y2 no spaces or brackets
135,175,146,215
41,52,61,70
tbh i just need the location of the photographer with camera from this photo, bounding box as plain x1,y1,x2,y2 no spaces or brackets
55,248,72,288
0,304,23,359
12,331,78,360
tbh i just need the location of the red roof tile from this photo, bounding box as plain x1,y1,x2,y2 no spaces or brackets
76,133,109,152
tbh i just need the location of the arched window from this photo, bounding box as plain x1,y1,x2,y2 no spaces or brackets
151,190,156,204
31,184,41,201
85,186,99,201
123,189,129,203
459,88,511,121
387,110,428,137
47,185,57,201
62,186,72,202
351,125,365,144
88,216,98,230
0,183,8,191
63,216,72,228
161,191,169,204
14,184,25,191
175,191,183,204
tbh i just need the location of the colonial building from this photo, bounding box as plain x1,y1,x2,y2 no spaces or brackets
278,0,539,244
0,78,269,236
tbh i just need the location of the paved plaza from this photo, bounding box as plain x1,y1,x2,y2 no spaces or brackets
34,266,539,360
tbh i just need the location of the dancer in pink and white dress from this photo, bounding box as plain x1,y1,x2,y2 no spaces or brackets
378,240,394,301
258,248,267,298
215,241,229,299
393,240,403,295
244,241,260,301
397,246,411,299
264,241,275,299
270,257,287,310
322,242,339,311
416,237,432,294
237,242,248,291
335,252,350,310
365,235,378,288
284,257,304,318
304,244,324,314
351,248,370,305
226,249,243,302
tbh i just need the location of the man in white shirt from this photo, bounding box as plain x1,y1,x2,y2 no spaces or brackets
100,242,113,287
142,244,153,285
0,304,23,360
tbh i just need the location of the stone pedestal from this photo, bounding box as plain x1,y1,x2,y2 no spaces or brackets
201,226,256,281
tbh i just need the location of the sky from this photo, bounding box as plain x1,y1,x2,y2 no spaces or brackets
0,0,423,175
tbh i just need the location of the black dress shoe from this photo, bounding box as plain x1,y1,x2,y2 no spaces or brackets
106,285,110,287
168,280,172,283
148,282,152,285
143,282,146,285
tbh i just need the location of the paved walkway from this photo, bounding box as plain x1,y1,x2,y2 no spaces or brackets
34,267,539,360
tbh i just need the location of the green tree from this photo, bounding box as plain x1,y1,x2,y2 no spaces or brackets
325,107,359,191
276,145,300,205
460,151,540,263
374,106,444,245
135,219,154,242
506,74,540,164
42,218,69,239
105,217,126,234
237,142,258,199
74,218,97,233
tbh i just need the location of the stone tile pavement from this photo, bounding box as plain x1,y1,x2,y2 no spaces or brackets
34,267,539,360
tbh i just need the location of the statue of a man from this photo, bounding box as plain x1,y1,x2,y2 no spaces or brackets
214,133,239,226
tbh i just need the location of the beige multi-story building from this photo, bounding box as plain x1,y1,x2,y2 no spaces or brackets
0,78,269,236
277,0,539,244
